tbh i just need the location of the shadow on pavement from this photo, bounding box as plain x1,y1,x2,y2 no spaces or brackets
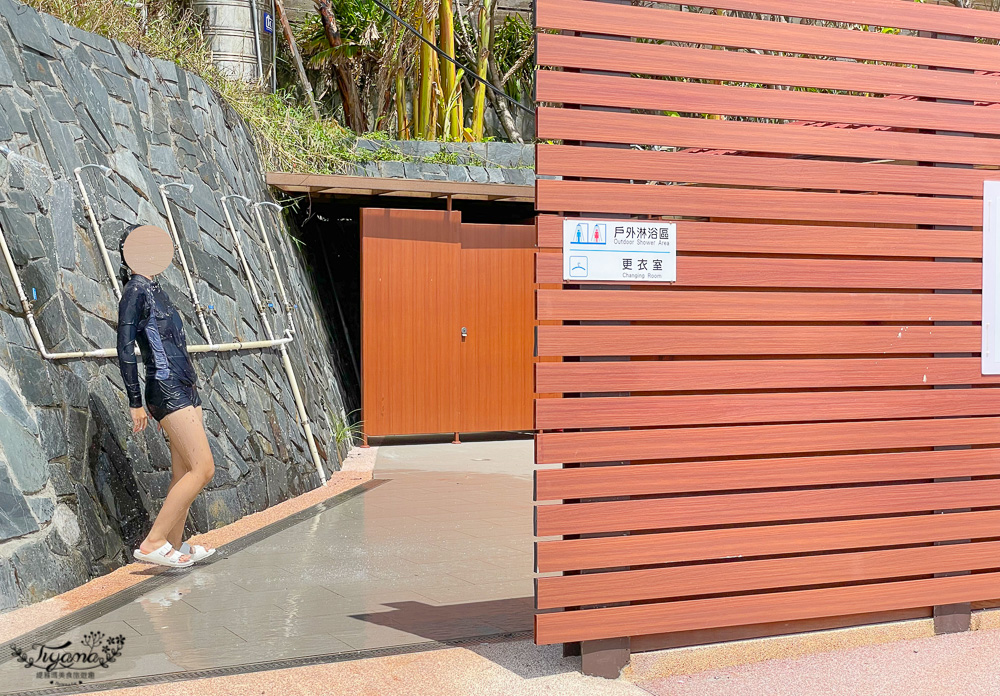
351,596,533,642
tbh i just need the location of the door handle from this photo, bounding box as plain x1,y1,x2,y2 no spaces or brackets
461,326,467,340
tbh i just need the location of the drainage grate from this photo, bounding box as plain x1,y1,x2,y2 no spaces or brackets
1,479,388,666
3,630,534,696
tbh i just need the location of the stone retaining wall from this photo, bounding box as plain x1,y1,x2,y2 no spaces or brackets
347,138,535,186
0,0,349,611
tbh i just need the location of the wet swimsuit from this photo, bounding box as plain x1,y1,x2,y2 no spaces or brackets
116,274,201,422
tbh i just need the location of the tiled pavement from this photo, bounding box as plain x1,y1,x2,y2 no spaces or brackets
0,439,535,694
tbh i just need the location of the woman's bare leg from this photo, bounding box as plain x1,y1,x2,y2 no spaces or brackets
164,406,215,553
138,406,215,561
164,436,190,551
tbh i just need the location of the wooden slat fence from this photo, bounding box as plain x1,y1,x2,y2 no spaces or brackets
533,0,1000,655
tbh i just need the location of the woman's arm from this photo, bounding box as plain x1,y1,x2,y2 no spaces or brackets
117,283,149,432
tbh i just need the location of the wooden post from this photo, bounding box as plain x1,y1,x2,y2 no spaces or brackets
919,27,975,636
582,637,630,679
274,0,321,121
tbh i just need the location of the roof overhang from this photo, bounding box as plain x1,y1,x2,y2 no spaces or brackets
266,172,535,203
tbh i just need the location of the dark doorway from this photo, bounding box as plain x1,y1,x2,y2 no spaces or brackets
288,196,534,418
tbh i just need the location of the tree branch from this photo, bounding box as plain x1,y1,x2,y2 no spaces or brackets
486,55,523,143
500,40,533,87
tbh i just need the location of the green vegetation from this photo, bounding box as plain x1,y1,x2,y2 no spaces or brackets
422,149,460,165
328,407,365,466
25,0,356,173
25,0,532,173
492,15,533,103
293,0,533,142
365,144,409,162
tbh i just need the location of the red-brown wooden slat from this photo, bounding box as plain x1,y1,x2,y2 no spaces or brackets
537,33,1000,106
534,358,998,393
536,71,1000,139
679,0,1000,41
537,180,980,225
537,108,1000,170
534,572,1000,645
535,217,983,258
536,144,996,198
536,325,980,358
535,417,1000,465
534,389,1000,430
535,509,1000,572
628,608,931,654
534,448,1000,501
535,0,1000,73
536,254,981,289
536,289,980,322
535,478,1000,536
537,540,1000,610
533,0,1000,647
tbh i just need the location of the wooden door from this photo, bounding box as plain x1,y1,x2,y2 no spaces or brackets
361,209,535,437
459,223,536,432
361,208,461,437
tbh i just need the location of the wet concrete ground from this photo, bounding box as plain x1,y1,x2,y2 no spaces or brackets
0,439,534,694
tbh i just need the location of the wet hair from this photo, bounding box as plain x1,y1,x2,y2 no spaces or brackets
118,224,141,287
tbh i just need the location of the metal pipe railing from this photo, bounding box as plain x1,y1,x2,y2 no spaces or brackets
0,154,297,355
252,201,297,335
3,148,322,480
159,182,213,343
222,195,327,484
69,167,296,356
74,164,120,299
0,214,294,359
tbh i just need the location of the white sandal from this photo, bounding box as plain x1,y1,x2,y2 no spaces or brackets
179,541,216,562
133,541,194,568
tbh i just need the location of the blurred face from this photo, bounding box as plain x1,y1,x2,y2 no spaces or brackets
123,225,173,277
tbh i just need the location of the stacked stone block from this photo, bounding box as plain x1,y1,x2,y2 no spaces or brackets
0,0,349,612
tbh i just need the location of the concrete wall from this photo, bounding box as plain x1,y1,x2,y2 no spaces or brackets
0,0,349,611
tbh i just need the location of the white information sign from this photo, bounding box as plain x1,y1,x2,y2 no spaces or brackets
563,219,677,282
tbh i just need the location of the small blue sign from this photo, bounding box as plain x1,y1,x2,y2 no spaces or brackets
263,12,274,35
572,222,607,245
568,256,589,278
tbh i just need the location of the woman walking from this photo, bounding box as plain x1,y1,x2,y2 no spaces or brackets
116,224,216,568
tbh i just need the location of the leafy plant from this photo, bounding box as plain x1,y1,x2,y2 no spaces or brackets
369,145,409,161
294,0,525,141
492,14,533,101
328,407,364,466
296,0,392,128
423,149,461,165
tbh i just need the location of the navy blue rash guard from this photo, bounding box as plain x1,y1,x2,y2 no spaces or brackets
116,274,199,416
